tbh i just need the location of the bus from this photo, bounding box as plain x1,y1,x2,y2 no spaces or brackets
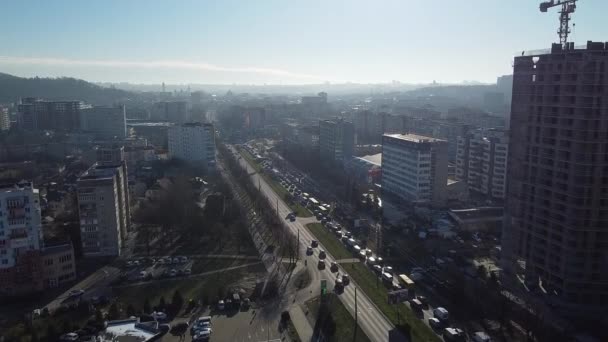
308,198,319,207
398,274,415,289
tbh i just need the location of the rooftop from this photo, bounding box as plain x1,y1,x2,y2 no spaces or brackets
360,153,382,165
100,319,159,342
384,133,445,143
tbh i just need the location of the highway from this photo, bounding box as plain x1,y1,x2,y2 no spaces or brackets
229,145,395,342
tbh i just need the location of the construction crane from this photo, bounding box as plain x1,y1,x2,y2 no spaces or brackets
540,0,577,47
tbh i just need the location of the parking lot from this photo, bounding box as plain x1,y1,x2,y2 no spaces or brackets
121,256,193,282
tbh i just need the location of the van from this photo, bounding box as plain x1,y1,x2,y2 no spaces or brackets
433,307,449,321
381,272,393,283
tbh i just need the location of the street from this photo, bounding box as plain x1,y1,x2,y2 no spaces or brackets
231,145,395,342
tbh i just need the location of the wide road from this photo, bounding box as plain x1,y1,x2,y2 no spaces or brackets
229,146,395,342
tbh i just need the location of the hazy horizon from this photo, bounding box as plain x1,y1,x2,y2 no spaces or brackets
1,0,607,85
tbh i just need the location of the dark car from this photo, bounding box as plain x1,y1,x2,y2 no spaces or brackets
318,260,325,270
311,240,318,248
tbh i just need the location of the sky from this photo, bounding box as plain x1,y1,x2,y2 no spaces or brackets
1,0,607,85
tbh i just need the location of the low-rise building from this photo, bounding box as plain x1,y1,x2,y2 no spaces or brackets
41,243,76,288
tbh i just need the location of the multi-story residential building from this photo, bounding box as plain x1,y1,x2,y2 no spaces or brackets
456,128,509,200
353,111,408,144
0,106,10,130
77,147,130,257
503,41,608,317
41,243,76,288
168,122,215,168
319,119,354,164
80,105,127,139
0,181,42,268
150,101,189,123
381,134,448,206
18,98,91,131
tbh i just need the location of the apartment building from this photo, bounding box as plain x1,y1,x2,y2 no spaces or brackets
80,105,127,139
0,181,42,268
150,101,189,123
319,119,354,164
18,98,91,131
168,122,216,168
456,129,509,200
503,41,608,317
77,147,130,257
381,134,448,206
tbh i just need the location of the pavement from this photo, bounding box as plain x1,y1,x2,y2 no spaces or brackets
289,304,313,341
232,145,395,342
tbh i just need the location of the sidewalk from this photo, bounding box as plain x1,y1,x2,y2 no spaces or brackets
289,304,313,342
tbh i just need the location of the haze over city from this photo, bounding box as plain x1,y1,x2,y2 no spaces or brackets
1,0,607,84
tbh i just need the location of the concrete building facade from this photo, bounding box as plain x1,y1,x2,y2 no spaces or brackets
456,128,509,200
77,147,130,257
80,105,127,139
381,134,448,206
18,98,90,131
503,41,608,317
168,122,215,168
319,119,354,164
0,181,42,268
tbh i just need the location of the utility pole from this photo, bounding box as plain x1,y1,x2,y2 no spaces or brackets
297,229,300,261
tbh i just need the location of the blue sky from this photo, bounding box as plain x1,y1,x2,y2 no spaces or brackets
0,0,606,84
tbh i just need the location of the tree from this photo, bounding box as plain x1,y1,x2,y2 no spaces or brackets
126,304,136,317
95,308,104,325
158,296,166,310
172,290,184,309
143,299,151,314
477,265,488,280
46,324,59,342
108,302,120,320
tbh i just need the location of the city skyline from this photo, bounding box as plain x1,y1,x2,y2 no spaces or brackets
1,0,607,85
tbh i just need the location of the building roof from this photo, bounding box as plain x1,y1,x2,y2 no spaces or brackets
360,153,382,166
384,133,445,143
41,243,73,256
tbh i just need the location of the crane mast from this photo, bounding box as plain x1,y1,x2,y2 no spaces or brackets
539,0,577,47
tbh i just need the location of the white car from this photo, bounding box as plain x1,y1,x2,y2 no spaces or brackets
183,268,192,275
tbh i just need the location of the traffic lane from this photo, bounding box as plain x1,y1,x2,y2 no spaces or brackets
46,266,120,311
237,149,392,341
210,309,283,342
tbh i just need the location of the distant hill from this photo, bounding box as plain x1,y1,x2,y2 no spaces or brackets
0,72,138,105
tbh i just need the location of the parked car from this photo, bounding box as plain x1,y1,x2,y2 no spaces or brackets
318,250,326,260
184,268,192,275
433,307,449,322
318,260,325,270
428,317,442,330
152,311,167,321
342,274,350,286
306,246,313,255
443,327,465,342
179,256,188,263
416,295,429,307
217,300,225,310
330,262,338,272
169,269,178,277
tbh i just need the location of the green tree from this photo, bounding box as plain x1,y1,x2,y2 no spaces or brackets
46,324,59,342
95,308,104,324
126,304,136,317
108,302,120,320
172,290,184,309
143,299,151,313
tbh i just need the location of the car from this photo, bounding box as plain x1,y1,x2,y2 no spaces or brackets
138,271,147,280
126,260,134,267
173,257,180,264
342,274,350,286
443,327,465,342
193,329,211,341
289,216,296,222
169,269,178,277
318,250,326,260
330,262,338,272
372,264,383,275
335,277,344,290
411,267,425,274
242,298,251,309
217,300,225,310
433,307,449,322
157,258,165,265
410,298,424,312
306,246,313,255
317,260,325,269
68,289,85,297
179,256,188,263
184,268,191,275
416,295,429,307
428,317,442,330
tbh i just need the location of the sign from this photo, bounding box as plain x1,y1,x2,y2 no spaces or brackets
388,289,410,304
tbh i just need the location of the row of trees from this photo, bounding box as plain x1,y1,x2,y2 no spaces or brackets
217,142,299,265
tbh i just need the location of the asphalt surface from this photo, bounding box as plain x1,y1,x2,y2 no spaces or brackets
231,146,394,342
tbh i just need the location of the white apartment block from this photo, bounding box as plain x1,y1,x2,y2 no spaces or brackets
168,123,215,168
456,129,508,200
381,134,448,206
0,182,42,268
